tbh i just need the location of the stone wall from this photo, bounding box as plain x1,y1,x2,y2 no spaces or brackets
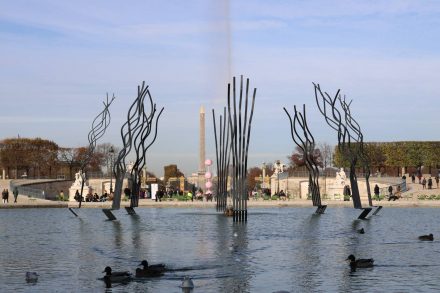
23,180,73,200
68,178,131,201
271,175,401,202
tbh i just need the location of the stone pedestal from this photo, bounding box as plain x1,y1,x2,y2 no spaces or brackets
69,185,90,201
68,171,89,201
326,185,345,200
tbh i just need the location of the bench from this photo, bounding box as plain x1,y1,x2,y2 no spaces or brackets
400,193,413,200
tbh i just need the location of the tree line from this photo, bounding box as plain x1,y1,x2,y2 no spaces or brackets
333,141,440,175
0,138,114,179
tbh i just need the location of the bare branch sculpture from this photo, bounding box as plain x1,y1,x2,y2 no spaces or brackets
313,83,363,209
284,104,326,214
112,82,164,211
339,97,373,206
78,94,115,208
226,75,256,222
212,107,230,212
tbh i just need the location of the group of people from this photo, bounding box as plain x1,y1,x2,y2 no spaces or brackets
411,173,440,189
74,190,113,202
2,187,19,203
420,176,439,190
372,184,401,201
153,187,213,202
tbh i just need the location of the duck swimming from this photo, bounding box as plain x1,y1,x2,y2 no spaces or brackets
135,260,165,277
357,228,365,234
102,266,132,287
346,254,374,270
180,276,194,289
25,272,39,283
419,233,434,241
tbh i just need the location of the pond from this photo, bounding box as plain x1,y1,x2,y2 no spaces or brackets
1,207,439,292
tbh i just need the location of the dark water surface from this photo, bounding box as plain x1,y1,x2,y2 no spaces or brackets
1,207,439,292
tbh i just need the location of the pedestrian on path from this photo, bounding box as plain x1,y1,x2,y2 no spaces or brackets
13,187,18,203
374,184,380,200
428,177,433,190
422,177,427,189
435,176,439,189
2,189,7,203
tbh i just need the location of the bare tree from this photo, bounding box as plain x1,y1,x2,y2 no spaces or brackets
317,142,333,170
58,148,79,180
96,143,119,175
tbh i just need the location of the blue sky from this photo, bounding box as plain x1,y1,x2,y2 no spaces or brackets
1,0,439,176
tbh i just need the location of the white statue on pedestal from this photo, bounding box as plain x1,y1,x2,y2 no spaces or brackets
335,168,346,185
73,171,85,187
127,161,134,173
273,160,286,175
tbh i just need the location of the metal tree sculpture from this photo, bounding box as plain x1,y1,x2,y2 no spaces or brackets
313,83,363,210
284,104,326,214
78,94,115,209
339,97,373,206
112,82,164,211
212,107,230,213
227,75,256,222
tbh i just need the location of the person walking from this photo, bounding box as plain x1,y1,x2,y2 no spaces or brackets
422,177,427,189
388,185,393,197
2,189,6,203
13,187,19,203
374,184,380,200
435,176,439,189
428,177,433,189
411,174,416,184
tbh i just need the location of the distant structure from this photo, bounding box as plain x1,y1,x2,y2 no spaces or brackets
198,106,206,191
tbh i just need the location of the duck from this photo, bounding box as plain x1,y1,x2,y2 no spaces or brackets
346,254,374,270
180,276,194,289
357,228,365,234
102,266,132,285
25,272,39,283
419,233,434,241
135,260,165,277
224,206,234,217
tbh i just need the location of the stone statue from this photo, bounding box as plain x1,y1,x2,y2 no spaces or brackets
273,160,286,175
127,161,134,173
73,171,84,187
336,168,346,185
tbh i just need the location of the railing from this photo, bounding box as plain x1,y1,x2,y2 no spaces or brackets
288,170,338,177
10,182,47,199
378,180,407,197
86,172,105,178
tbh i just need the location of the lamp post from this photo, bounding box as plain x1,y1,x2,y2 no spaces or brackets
261,162,266,190
109,146,114,193
276,160,281,195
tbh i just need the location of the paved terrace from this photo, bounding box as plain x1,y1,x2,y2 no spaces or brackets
1,178,439,209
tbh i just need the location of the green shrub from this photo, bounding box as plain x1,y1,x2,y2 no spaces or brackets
263,195,271,200
175,195,188,201
271,195,279,200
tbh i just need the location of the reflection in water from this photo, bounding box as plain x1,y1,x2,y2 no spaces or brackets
231,222,250,292
295,214,321,292
1,208,440,292
112,220,123,249
129,214,143,250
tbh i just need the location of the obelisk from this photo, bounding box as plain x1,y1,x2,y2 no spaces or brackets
198,106,206,191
